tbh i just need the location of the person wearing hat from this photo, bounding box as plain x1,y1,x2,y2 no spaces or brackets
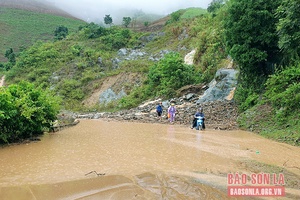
191,107,205,129
168,103,176,123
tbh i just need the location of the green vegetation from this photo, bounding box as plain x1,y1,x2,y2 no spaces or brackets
122,17,131,28
147,52,197,97
54,25,69,41
1,3,300,146
104,15,113,26
265,65,300,116
180,8,207,19
224,0,281,111
0,7,86,61
5,23,145,110
0,81,60,144
226,0,300,146
276,0,300,65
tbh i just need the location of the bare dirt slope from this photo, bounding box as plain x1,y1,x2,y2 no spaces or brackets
132,16,170,32
82,72,144,107
0,76,4,87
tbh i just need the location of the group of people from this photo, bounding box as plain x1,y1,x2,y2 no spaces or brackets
156,102,205,129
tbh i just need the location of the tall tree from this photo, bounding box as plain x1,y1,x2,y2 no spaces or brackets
224,0,281,80
276,0,300,65
122,17,131,28
104,14,113,26
223,0,281,110
207,0,226,13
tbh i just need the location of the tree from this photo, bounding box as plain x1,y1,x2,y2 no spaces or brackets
148,53,196,97
104,14,113,26
207,0,225,13
225,0,281,78
5,48,16,65
3,48,16,70
224,0,281,110
276,0,300,65
122,17,131,28
170,11,181,22
54,25,69,41
0,81,60,143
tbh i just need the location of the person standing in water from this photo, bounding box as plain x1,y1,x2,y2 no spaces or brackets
168,103,176,123
156,102,163,121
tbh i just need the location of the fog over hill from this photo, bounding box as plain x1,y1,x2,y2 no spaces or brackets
48,0,211,23
0,0,79,19
0,0,211,23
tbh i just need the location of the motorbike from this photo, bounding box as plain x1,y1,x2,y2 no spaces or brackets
195,116,204,130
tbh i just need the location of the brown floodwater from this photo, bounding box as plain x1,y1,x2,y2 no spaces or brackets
0,119,299,200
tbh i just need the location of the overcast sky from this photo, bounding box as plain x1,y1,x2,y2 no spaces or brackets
48,0,212,23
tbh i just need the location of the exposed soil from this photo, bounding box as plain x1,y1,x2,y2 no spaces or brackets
82,72,144,107
131,16,170,32
0,75,5,87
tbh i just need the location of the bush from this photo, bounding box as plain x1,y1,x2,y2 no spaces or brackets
265,64,300,116
0,81,60,143
147,52,196,97
54,25,69,41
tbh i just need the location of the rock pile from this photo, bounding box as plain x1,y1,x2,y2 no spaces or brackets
74,97,239,130
59,67,240,131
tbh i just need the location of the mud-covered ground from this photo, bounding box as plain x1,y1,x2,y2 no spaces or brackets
1,120,300,200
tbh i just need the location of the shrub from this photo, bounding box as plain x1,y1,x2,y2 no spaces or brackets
265,64,300,116
54,25,69,41
0,81,60,143
147,52,196,97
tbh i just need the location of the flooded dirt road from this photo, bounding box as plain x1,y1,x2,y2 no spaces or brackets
0,120,299,199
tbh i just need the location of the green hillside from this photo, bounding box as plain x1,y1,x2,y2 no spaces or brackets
4,7,223,109
1,1,300,146
0,7,86,61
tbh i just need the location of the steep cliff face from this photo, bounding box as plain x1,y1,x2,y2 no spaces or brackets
196,68,238,104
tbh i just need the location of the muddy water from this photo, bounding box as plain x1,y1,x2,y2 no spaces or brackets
0,120,300,200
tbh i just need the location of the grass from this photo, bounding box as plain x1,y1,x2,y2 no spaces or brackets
180,8,207,19
0,7,86,61
237,104,300,146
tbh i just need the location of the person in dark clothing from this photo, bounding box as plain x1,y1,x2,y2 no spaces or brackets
156,102,163,120
191,108,205,129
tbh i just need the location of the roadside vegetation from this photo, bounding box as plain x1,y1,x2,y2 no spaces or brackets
0,0,299,146
0,81,60,144
225,0,300,145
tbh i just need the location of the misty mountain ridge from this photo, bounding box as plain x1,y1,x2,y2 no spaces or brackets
0,0,167,26
0,0,78,19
